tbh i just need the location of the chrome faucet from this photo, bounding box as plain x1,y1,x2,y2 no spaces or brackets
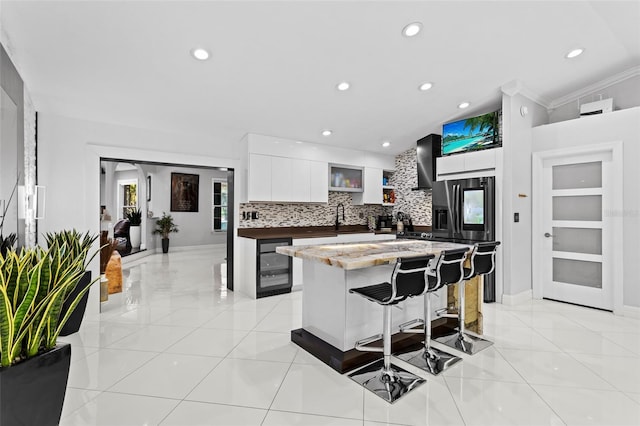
335,202,345,230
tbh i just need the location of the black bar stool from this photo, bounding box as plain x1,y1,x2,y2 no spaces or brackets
396,247,468,375
347,255,434,403
435,241,501,355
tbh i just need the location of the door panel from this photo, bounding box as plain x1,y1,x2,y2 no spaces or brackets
541,153,611,310
552,195,602,221
552,227,602,255
552,161,602,189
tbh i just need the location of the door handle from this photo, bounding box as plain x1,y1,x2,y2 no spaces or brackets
544,232,553,238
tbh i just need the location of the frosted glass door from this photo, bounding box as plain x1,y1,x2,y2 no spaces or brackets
541,155,612,310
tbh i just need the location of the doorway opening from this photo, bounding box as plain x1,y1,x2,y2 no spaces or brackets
99,158,235,299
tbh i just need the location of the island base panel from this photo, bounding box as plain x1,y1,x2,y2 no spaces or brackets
291,317,463,374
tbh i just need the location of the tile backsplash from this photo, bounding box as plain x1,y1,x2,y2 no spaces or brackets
238,147,432,228
391,147,432,226
239,192,392,228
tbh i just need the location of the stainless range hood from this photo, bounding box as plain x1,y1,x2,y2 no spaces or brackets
412,134,441,190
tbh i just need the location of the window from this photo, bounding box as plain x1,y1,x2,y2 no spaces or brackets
212,179,228,231
119,179,138,219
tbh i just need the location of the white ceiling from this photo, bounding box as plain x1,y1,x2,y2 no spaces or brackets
2,1,639,155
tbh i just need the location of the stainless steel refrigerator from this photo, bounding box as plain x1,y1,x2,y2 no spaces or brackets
432,176,497,302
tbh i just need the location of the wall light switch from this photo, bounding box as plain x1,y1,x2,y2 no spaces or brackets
514,212,520,223
251,211,259,220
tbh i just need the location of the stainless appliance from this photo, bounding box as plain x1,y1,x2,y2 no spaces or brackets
432,177,495,242
435,176,495,302
398,176,497,302
256,238,292,298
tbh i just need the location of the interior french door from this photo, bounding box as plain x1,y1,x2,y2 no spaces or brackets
540,151,612,310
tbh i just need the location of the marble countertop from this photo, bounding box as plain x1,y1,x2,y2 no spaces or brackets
276,239,471,270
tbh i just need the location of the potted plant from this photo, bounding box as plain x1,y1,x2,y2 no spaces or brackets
125,208,142,250
0,242,99,425
44,230,98,336
0,233,17,256
153,212,178,253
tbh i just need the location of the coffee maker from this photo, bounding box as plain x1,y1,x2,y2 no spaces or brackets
377,215,393,229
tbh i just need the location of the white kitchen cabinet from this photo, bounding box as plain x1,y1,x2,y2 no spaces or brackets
353,167,378,205
271,156,293,201
309,160,328,203
436,148,500,180
247,154,329,203
291,159,311,202
248,153,272,201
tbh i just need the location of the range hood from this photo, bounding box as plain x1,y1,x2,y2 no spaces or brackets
413,133,441,190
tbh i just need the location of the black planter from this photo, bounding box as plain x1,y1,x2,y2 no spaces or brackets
162,238,170,253
59,271,91,336
0,344,71,426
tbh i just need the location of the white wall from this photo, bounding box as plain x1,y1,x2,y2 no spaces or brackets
532,107,640,308
149,165,228,247
549,74,640,124
37,113,241,312
501,92,549,298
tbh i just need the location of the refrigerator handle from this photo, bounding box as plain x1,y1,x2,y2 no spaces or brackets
452,184,457,234
457,184,462,234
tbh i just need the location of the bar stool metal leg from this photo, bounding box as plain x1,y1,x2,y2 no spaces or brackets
396,292,462,375
435,281,493,355
348,305,425,403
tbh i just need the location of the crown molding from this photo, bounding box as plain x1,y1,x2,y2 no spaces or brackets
501,80,551,108
547,65,640,110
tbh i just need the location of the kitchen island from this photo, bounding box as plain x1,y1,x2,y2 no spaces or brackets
277,239,475,372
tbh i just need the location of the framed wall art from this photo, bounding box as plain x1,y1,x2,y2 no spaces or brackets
170,172,199,212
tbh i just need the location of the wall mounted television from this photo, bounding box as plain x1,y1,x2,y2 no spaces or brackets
442,110,501,156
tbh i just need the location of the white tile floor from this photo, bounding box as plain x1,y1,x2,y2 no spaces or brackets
59,246,640,425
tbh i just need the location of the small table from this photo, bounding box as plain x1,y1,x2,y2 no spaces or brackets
277,239,472,372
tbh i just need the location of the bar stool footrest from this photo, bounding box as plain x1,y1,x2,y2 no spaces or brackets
355,334,384,352
398,318,424,333
347,359,425,403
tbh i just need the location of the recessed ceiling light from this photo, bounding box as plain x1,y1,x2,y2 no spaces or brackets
419,82,433,91
565,48,584,59
322,130,332,136
336,82,350,91
458,102,470,109
382,141,391,148
191,48,210,61
402,22,422,37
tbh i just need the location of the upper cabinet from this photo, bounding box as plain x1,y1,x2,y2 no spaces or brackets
242,133,394,204
436,148,501,181
353,167,381,205
329,164,363,192
248,153,272,201
248,154,328,203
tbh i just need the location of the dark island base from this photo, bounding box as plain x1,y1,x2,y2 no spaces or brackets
291,317,463,374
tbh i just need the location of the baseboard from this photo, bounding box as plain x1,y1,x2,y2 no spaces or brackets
501,289,533,306
121,249,154,266
154,243,224,254
622,305,640,319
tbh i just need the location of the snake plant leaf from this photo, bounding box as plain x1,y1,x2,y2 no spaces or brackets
0,284,15,366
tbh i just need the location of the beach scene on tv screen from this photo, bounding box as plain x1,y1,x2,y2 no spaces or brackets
442,111,498,155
